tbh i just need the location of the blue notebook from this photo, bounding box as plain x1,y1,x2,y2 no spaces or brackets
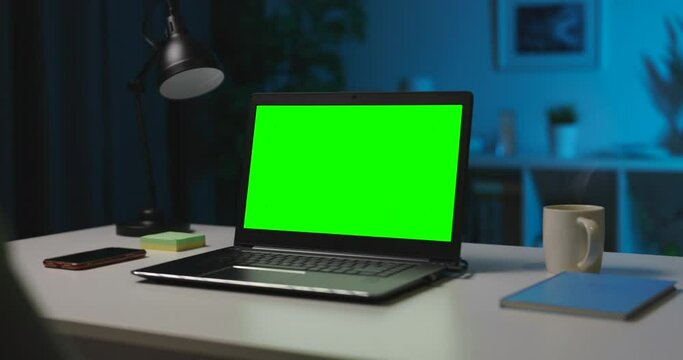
500,272,676,320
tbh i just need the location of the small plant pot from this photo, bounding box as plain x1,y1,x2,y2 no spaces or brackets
550,124,578,158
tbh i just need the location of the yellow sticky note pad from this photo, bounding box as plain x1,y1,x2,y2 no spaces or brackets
141,232,205,252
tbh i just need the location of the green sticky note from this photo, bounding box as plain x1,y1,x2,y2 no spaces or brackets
141,232,205,252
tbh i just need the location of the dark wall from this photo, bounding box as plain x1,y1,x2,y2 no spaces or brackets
0,0,362,240
0,0,214,239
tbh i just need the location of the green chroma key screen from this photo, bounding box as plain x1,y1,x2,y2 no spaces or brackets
243,104,463,242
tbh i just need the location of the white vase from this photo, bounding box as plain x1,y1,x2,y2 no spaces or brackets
551,124,578,158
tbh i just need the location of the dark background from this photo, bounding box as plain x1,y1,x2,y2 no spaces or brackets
3,0,683,256
0,0,364,240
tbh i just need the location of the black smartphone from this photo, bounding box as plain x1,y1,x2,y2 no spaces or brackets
43,247,146,270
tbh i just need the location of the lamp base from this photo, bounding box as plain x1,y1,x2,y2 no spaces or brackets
115,208,191,237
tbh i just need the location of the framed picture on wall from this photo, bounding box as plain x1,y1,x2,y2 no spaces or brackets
495,0,600,70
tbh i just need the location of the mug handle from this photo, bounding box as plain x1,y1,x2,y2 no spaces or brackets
576,217,602,271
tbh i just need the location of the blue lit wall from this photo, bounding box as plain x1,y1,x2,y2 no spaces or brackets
341,0,682,155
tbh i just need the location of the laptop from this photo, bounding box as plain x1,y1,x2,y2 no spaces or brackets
133,91,473,302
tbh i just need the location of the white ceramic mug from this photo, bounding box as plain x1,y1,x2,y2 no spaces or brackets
543,205,605,273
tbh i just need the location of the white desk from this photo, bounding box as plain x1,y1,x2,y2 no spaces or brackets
6,225,683,360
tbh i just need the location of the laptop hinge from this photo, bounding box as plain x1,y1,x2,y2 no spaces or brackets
431,258,468,272
251,246,431,263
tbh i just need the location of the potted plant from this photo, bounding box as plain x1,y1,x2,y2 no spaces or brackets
548,105,578,158
207,1,365,223
643,17,683,155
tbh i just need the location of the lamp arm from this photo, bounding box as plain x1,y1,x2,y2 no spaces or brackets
115,0,197,236
166,0,178,15
142,0,164,49
128,47,161,210
130,47,161,90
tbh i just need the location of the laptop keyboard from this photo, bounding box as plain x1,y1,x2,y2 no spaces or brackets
225,251,416,277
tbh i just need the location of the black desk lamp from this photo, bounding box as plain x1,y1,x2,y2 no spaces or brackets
116,0,224,236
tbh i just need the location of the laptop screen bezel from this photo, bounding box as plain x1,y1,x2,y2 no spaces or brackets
234,92,473,263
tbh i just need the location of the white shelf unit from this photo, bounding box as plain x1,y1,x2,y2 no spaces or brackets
469,155,683,253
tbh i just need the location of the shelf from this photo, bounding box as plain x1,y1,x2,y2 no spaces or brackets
467,155,683,254
470,154,683,172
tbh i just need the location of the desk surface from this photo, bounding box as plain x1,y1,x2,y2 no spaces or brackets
7,225,683,360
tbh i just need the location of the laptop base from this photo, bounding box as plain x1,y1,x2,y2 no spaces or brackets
133,247,449,302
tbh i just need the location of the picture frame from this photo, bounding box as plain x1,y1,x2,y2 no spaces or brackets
495,0,601,70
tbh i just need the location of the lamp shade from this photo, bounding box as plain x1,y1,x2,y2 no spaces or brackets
157,32,224,100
